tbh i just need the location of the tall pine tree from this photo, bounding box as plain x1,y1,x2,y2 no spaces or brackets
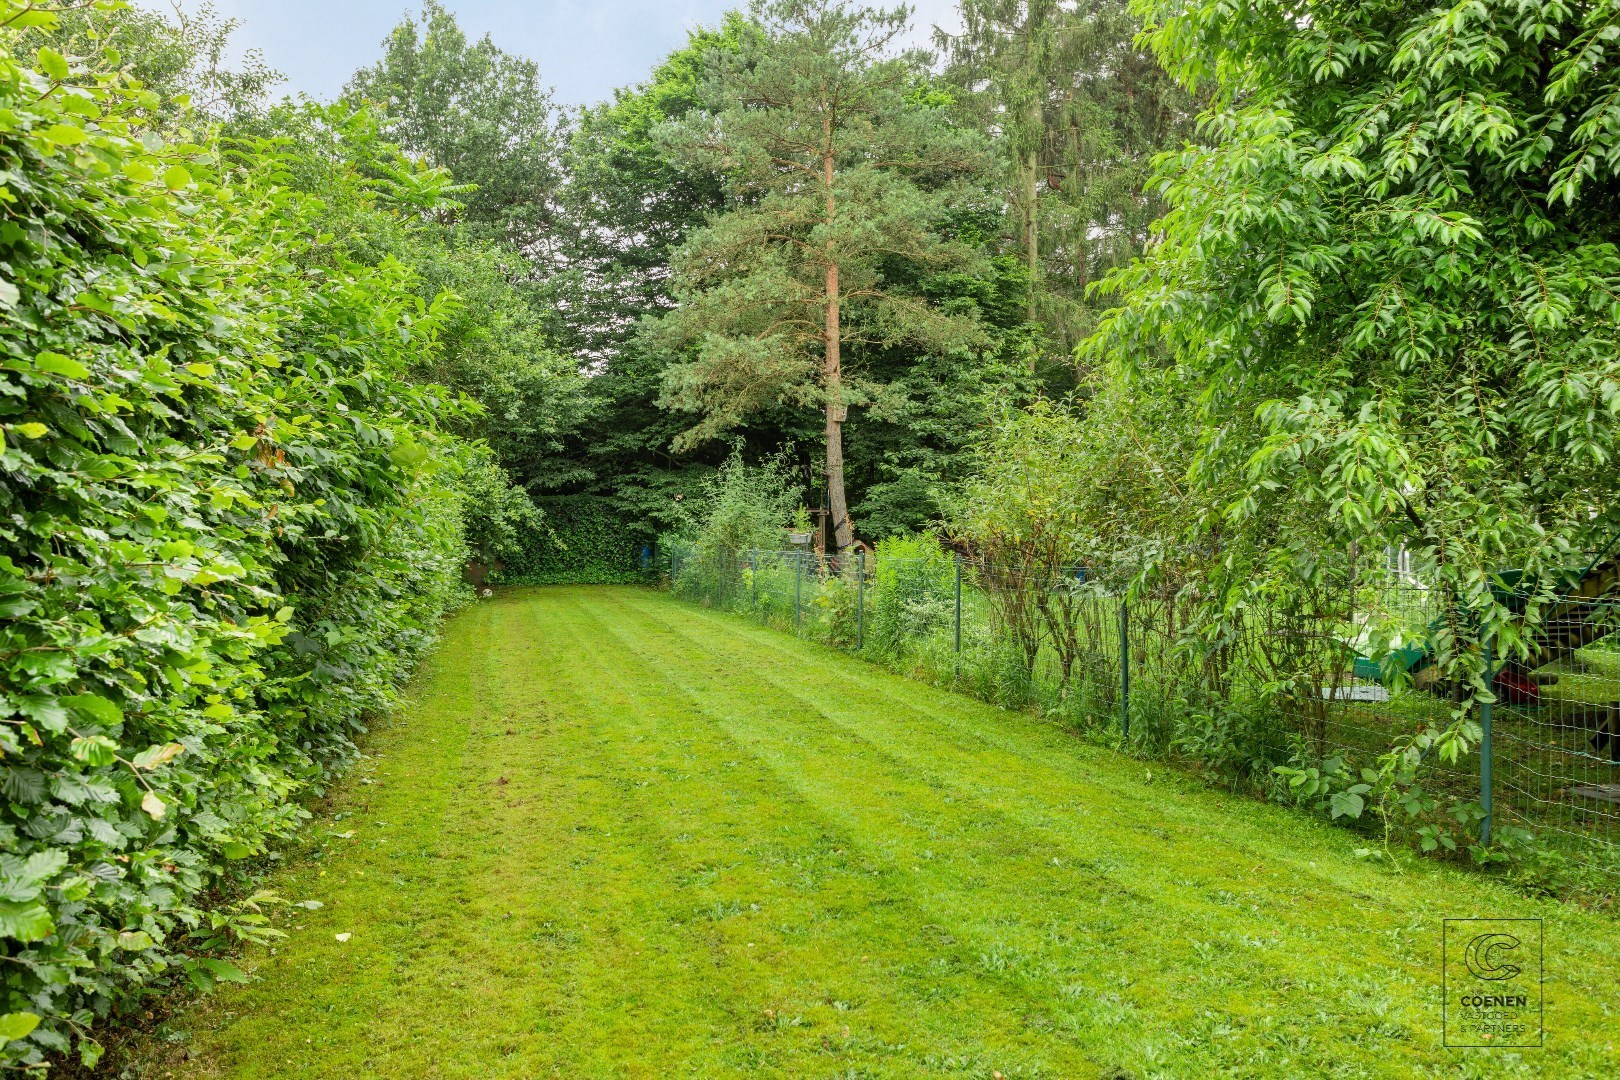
650,0,988,550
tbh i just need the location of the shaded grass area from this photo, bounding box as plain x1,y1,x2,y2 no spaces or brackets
123,587,1619,1078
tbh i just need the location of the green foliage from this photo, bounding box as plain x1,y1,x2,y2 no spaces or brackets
918,0,1620,872
666,453,803,606
242,97,594,499
553,13,1033,547
17,0,283,124
806,565,861,647
403,230,594,494
868,534,956,655
690,451,802,557
497,498,649,585
952,399,1091,570
1091,0,1620,674
939,0,1193,354
344,0,563,244
846,215,1040,538
0,13,478,1065
457,447,544,567
543,19,769,541
952,375,1197,580
555,17,745,360
951,403,1115,681
651,0,989,445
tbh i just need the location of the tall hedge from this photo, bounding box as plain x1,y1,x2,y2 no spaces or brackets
0,20,468,1068
497,497,652,584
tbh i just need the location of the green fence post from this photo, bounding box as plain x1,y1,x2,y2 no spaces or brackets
1119,597,1131,741
1480,632,1495,846
794,552,803,631
856,548,865,651
954,555,963,677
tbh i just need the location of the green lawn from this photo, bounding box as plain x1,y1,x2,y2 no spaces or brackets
123,587,1619,1078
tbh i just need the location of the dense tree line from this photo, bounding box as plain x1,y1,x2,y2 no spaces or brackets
428,0,1181,555
218,0,1188,562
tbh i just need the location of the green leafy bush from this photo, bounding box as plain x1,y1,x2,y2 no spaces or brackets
868,534,956,657
1091,0,1620,691
807,565,859,648
0,22,475,1067
691,450,801,556
666,452,801,601
458,446,544,569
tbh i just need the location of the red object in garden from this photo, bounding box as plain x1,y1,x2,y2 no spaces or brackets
1492,669,1541,706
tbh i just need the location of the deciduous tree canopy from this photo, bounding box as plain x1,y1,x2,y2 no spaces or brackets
1089,0,1620,651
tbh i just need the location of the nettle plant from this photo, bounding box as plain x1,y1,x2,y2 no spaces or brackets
691,450,802,558
0,9,471,1068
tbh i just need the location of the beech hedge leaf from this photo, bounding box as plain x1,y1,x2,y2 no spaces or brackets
0,17,485,1068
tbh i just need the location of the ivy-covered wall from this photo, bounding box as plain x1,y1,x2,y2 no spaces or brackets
496,497,655,585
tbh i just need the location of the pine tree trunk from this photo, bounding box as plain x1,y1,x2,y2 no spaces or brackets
1020,123,1042,379
1020,4,1043,350
825,264,853,551
823,140,854,552
1024,142,1039,323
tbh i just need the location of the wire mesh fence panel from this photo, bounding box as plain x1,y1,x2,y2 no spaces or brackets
663,543,1620,885
1491,594,1620,863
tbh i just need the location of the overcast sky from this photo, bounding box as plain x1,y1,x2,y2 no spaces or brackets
144,1,962,108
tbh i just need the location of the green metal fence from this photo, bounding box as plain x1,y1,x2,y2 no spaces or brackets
666,543,1620,887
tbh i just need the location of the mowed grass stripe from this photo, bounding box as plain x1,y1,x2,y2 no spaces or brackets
607,591,1493,919
617,590,1620,931
590,589,1619,1077
583,591,1438,1074
149,597,500,1075
553,588,1108,1077
122,587,1620,1080
615,591,1458,870
131,592,707,1075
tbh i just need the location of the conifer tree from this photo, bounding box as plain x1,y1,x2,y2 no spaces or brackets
651,0,987,550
